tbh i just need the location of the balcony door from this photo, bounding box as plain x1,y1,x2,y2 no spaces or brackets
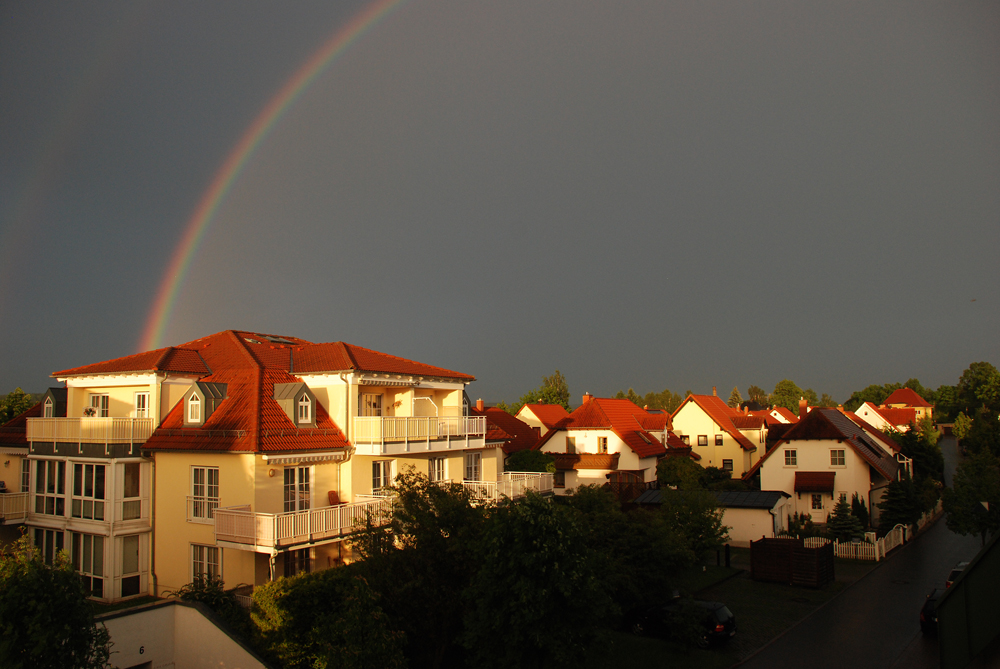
283,467,310,512
134,392,149,418
361,394,383,417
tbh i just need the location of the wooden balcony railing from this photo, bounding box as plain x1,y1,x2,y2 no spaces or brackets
0,492,28,524
27,418,155,444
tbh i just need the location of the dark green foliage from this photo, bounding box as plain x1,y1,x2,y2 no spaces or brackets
953,412,973,440
877,472,925,531
727,387,742,408
167,574,252,640
251,568,404,669
786,512,821,538
505,449,555,473
851,493,870,529
658,489,729,561
770,380,819,415
935,384,961,423
462,492,612,669
497,370,571,414
0,532,112,669
613,387,685,413
827,498,864,542
0,388,35,425
943,450,1000,547
656,456,705,490
746,385,768,407
843,383,902,412
958,362,1000,413
892,423,944,483
960,408,1000,457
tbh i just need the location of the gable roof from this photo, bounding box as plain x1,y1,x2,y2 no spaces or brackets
672,394,758,451
0,401,42,449
533,398,667,459
519,404,570,430
55,347,211,377
743,408,900,482
883,387,932,408
470,407,540,454
771,407,799,423
857,402,917,429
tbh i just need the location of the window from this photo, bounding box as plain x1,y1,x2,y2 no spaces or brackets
784,450,797,466
553,471,566,488
89,394,109,417
284,467,310,512
121,535,141,597
34,460,66,516
187,394,201,423
34,528,64,565
20,459,29,492
372,460,393,491
429,457,446,482
134,392,149,418
73,533,105,598
715,434,724,446
831,449,846,466
680,435,690,445
811,494,823,510
71,463,106,521
43,397,54,418
566,437,577,455
464,452,481,482
192,544,220,580
297,394,311,424
597,436,608,454
190,466,219,521
362,394,382,417
284,548,311,578
122,462,141,520
722,459,733,472
697,435,708,446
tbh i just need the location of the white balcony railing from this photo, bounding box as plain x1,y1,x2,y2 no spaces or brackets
26,418,155,444
186,495,220,524
353,415,487,443
0,492,29,523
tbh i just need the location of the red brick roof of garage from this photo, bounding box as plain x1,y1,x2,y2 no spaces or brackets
794,471,836,492
883,388,932,408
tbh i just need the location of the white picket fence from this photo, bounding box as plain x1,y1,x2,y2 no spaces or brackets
787,524,907,562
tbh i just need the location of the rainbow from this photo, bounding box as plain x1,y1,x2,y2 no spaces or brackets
138,0,407,352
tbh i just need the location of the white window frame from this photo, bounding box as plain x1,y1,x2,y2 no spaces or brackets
784,449,797,466
715,434,724,446
283,466,311,512
697,435,708,446
187,394,202,423
43,397,54,418
134,392,149,418
297,394,312,424
34,528,64,565
429,457,446,482
361,394,383,417
73,532,106,599
190,466,219,521
89,394,109,417
71,463,106,521
372,460,393,491
597,436,608,454
192,544,221,581
35,460,66,516
20,459,30,492
811,493,823,510
830,449,846,467
464,452,482,482
722,459,733,472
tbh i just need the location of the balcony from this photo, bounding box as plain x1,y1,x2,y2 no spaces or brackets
0,492,28,524
212,473,553,552
352,415,487,455
27,418,155,444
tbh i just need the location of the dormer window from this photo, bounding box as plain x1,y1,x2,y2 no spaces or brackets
298,395,312,424
188,394,202,423
43,397,54,418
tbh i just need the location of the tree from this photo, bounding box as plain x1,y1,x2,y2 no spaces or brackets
827,497,864,542
746,385,768,407
953,412,973,440
770,379,804,415
499,370,572,414
462,492,612,669
505,449,555,473
614,387,684,412
960,408,1000,458
877,472,924,531
658,489,729,560
851,492,870,529
943,450,1000,547
541,370,571,409
0,388,35,425
958,362,1000,413
727,387,742,408
657,456,705,490
168,573,251,640
818,393,838,408
844,383,902,412
0,532,112,669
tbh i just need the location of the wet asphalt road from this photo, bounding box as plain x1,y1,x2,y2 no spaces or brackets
740,436,984,669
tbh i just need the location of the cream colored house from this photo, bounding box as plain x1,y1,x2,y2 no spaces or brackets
883,387,934,422
18,330,496,601
670,394,763,476
745,408,901,526
516,403,569,437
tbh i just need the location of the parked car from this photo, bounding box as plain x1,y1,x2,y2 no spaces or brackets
945,562,969,588
920,588,946,635
628,598,737,648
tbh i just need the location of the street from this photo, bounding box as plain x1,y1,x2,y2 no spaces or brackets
740,436,984,669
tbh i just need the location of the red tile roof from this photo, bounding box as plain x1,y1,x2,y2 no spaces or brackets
772,407,799,423
534,398,667,459
293,341,474,381
0,401,42,448
672,395,758,451
470,407,540,454
874,407,917,427
883,388,932,408
732,415,765,429
794,471,836,492
54,347,210,377
519,404,570,430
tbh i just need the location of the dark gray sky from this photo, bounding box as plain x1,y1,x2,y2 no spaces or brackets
2,1,998,405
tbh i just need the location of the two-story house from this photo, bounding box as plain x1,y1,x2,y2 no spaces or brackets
20,330,493,601
883,388,934,422
516,403,570,438
744,408,901,526
855,401,917,433
670,393,764,476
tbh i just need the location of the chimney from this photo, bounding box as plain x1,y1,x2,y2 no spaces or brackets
476,398,484,412
799,397,807,417
712,386,717,397
643,404,649,410
743,405,749,414
582,392,593,405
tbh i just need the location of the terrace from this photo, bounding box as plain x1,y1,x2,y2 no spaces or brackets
26,418,156,444
352,415,487,455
